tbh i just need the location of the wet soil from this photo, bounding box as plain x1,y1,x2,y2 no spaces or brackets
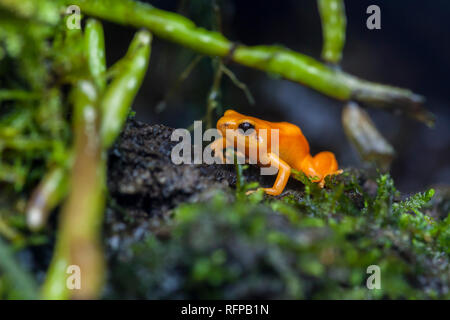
104,119,372,252
105,119,280,250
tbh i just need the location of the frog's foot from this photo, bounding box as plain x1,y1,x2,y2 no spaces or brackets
245,187,280,196
318,169,343,187
209,137,226,164
318,180,325,188
300,152,342,188
214,149,226,164
245,188,260,196
243,153,291,196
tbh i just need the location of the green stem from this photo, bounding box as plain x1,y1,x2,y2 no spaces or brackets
42,80,105,300
57,0,433,125
155,54,204,113
100,30,152,148
0,90,40,101
318,0,347,64
0,0,60,25
26,165,69,231
206,57,223,129
41,26,152,300
85,18,107,91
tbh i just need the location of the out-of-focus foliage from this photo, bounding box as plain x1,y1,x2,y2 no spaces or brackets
0,2,83,298
0,7,74,288
0,1,152,299
0,238,39,299
0,2,70,199
106,170,449,299
0,0,447,300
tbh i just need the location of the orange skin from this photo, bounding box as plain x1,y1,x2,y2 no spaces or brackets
210,110,342,196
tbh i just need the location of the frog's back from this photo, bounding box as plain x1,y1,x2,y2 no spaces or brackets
273,121,310,169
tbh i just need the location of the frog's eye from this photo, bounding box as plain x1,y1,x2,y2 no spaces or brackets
238,121,255,134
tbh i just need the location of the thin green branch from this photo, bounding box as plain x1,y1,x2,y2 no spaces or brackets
26,165,69,231
42,80,105,300
56,0,433,125
221,65,255,106
155,54,204,113
101,30,152,148
85,19,107,91
0,0,60,25
0,90,40,101
206,57,223,129
41,26,152,299
318,0,347,64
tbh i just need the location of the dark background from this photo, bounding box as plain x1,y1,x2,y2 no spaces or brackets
103,0,450,192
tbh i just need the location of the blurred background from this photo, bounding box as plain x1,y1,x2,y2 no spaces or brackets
103,0,449,192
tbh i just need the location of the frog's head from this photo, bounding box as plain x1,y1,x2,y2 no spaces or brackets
217,110,255,133
216,109,272,153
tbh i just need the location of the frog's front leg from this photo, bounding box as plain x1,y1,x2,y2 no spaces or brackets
209,137,226,164
209,137,248,164
247,152,291,196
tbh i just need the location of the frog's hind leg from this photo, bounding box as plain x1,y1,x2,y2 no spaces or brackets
300,151,342,187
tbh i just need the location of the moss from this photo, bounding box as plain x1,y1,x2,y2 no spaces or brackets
105,168,449,299
0,4,72,204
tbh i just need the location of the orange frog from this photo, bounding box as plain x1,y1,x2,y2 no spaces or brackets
210,109,342,195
